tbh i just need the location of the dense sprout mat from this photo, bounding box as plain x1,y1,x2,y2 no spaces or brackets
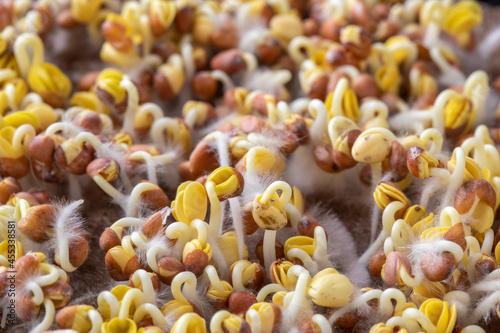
3,0,500,332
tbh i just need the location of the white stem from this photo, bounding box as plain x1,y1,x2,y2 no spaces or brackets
263,230,277,272
206,181,222,239
97,291,120,319
205,265,225,291
246,309,261,332
129,151,157,184
171,271,198,303
133,303,168,329
312,314,332,333
212,70,234,90
309,99,329,145
118,288,146,319
285,203,301,230
120,75,139,136
31,299,55,333
127,181,160,217
229,197,245,260
130,269,156,304
210,310,231,333
92,175,127,208
231,261,250,292
210,131,229,167
112,217,144,228
166,222,191,256
260,181,292,206
88,310,103,333
13,32,45,79
287,270,310,321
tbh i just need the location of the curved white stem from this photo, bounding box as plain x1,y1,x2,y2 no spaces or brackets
133,303,168,329
13,32,45,79
171,271,198,303
31,299,55,333
166,222,191,256
309,99,329,145
98,291,120,319
120,75,139,136
129,151,158,184
130,269,157,304
118,288,146,319
127,181,160,217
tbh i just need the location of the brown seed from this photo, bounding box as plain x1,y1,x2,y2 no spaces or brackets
475,254,498,278
42,280,73,309
0,156,30,179
192,45,210,71
228,291,257,315
29,133,57,165
0,177,21,204
105,247,141,281
388,140,408,180
372,3,391,21
54,141,95,175
67,236,89,267
86,158,120,181
420,252,456,282
308,74,329,101
16,295,38,321
325,46,359,68
74,111,103,134
350,0,372,28
341,26,372,60
297,216,321,238
100,227,127,253
191,72,218,101
353,74,379,99
454,179,496,213
151,42,178,62
174,5,195,33
30,190,52,205
143,210,168,239
320,18,342,42
154,71,176,100
332,130,361,170
242,205,260,235
210,49,247,75
18,205,54,242
184,249,209,276
272,55,297,73
303,18,319,36
101,20,133,52
313,144,342,173
335,311,359,329
7,192,40,207
56,9,79,29
210,21,239,50
55,305,92,330
184,138,220,180
383,251,412,287
443,223,467,251
257,36,283,65
369,253,386,277
157,256,184,285
138,181,170,212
